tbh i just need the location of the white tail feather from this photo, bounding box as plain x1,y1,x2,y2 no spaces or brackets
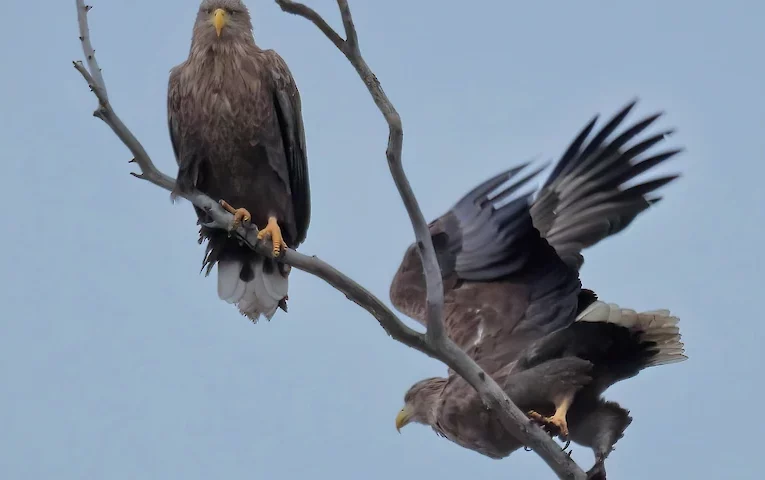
217,259,289,323
576,300,688,367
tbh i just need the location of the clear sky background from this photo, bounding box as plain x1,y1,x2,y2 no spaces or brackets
1,0,763,478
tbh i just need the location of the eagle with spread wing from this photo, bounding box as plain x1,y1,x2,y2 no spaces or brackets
390,101,686,479
167,0,310,321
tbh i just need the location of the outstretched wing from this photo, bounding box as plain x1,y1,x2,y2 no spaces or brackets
389,100,682,369
265,49,311,247
389,163,578,352
531,100,682,270
431,163,552,282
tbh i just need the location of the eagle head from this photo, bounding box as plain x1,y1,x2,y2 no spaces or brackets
396,377,446,432
193,0,253,44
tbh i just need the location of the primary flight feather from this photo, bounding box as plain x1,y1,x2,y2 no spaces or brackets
168,0,310,321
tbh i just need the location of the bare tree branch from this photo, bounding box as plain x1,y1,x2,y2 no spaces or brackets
73,1,586,478
76,2,108,103
273,2,587,479
280,0,445,342
274,0,344,51
335,1,359,55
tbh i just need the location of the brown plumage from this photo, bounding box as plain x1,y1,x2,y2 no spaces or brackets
168,0,310,321
391,101,687,478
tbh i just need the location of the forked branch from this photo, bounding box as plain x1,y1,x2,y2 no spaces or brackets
73,1,586,478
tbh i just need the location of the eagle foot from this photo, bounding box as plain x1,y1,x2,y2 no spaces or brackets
219,200,251,231
527,409,569,439
257,216,288,257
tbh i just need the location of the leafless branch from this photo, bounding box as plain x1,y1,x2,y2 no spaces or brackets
275,2,587,479
280,0,444,342
73,1,586,478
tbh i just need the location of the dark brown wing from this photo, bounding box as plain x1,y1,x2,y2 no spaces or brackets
530,100,682,270
389,164,580,362
389,163,546,325
264,49,311,247
167,66,195,197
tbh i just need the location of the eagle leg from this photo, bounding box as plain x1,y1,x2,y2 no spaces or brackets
586,457,607,480
527,393,575,439
257,216,288,257
219,200,252,231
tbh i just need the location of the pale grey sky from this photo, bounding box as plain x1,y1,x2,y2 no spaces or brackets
1,0,763,479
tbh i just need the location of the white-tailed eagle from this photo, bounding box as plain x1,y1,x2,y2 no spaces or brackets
168,0,310,321
391,101,686,479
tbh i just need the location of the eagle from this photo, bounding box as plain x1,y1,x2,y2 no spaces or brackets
167,0,310,321
390,101,686,479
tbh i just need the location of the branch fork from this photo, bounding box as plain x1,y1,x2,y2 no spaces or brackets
73,1,587,478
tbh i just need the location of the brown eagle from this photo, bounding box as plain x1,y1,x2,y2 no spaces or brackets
390,101,686,479
167,0,310,321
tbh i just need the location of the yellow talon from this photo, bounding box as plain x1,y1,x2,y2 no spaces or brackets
527,394,574,439
219,200,251,231
257,216,288,257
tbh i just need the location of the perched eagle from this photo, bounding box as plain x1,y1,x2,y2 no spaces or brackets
390,101,686,479
167,0,310,321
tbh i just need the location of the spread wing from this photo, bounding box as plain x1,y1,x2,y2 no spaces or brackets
390,100,681,366
265,49,311,246
389,163,578,355
531,100,682,270
389,163,546,325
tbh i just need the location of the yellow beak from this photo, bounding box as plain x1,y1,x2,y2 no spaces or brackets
213,8,227,37
395,406,413,433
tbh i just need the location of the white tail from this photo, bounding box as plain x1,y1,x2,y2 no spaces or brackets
576,300,687,367
217,258,288,322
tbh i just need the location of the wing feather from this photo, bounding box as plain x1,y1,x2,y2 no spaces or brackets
167,67,194,197
531,100,682,270
265,49,311,246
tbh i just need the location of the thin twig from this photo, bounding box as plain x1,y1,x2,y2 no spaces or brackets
76,0,107,103
73,1,586,478
274,0,344,50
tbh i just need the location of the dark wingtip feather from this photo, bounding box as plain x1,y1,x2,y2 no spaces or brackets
544,99,644,190
488,161,551,206
457,162,532,208
543,115,600,188
622,174,680,198
605,148,684,189
573,100,639,164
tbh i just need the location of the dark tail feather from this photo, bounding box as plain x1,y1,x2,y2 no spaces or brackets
574,301,687,375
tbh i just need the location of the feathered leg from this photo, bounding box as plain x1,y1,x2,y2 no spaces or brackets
568,399,633,480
